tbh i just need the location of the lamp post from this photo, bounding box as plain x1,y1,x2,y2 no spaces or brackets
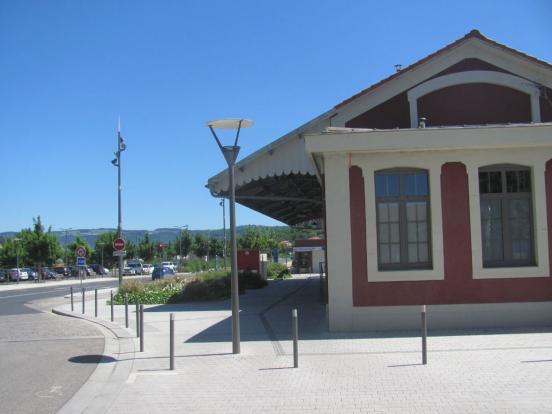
111,119,126,287
207,118,253,354
60,228,73,266
14,238,20,284
220,199,227,270
97,242,104,268
173,225,188,269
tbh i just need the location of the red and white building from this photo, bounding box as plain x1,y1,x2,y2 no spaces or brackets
208,30,552,330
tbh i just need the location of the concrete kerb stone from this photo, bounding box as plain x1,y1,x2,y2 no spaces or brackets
52,304,136,414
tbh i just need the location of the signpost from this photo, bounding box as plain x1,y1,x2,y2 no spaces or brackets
75,246,86,290
113,238,126,251
113,238,126,283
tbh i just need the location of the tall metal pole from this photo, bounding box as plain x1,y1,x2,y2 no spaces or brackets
208,118,251,355
227,148,240,354
15,239,20,284
221,199,227,270
110,122,128,283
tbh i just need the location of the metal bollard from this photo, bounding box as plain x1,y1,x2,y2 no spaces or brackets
136,302,140,337
292,308,299,368
110,290,114,322
170,313,175,370
124,293,129,328
70,286,74,311
82,288,85,314
422,305,427,365
139,304,144,352
94,288,98,317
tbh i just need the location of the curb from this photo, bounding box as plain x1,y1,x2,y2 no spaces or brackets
52,305,136,414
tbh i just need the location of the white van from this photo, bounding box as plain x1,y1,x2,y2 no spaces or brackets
126,259,144,275
161,261,176,272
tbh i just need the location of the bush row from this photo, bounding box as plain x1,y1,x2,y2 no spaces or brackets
112,270,268,305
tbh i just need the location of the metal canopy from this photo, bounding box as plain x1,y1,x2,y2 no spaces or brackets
216,173,323,225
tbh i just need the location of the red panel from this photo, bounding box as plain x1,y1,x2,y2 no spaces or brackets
349,162,552,306
417,84,532,126
237,249,260,272
349,166,368,306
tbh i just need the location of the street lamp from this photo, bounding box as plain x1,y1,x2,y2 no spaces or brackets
207,117,253,354
111,119,127,286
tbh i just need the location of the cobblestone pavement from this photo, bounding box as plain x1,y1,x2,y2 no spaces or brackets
55,275,552,413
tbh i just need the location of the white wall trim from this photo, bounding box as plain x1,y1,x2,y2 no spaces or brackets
407,70,542,127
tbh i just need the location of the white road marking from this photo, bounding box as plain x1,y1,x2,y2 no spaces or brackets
36,385,64,398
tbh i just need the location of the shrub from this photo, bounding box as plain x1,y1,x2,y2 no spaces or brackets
180,258,208,273
112,276,186,305
267,263,290,279
239,271,268,289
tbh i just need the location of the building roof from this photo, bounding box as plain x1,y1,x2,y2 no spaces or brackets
335,29,552,109
206,29,552,225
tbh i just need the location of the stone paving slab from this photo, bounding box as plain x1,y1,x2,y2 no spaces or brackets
54,275,552,413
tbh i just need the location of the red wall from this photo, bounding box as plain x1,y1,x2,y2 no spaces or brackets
349,162,552,306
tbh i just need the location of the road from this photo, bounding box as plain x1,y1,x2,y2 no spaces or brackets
0,279,120,414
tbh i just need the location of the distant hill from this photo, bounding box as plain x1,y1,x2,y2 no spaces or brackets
0,225,292,246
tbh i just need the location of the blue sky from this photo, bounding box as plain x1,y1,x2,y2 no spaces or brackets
1,0,551,232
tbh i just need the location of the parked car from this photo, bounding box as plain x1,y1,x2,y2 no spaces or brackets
0,269,7,282
41,267,57,280
161,261,176,272
54,266,70,277
91,264,110,275
23,268,38,280
8,268,28,281
128,262,143,275
122,267,136,276
142,264,154,274
152,266,175,280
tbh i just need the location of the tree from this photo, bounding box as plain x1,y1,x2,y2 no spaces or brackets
21,217,63,268
92,231,117,268
137,232,155,262
0,217,62,269
192,234,208,257
66,236,92,264
174,230,192,258
208,237,224,257
0,237,21,268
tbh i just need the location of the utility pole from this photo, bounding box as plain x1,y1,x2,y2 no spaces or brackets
111,118,126,287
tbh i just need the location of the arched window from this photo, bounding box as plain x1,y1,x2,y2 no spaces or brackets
375,169,432,270
479,165,534,267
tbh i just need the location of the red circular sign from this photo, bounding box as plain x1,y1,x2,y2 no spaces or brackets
113,238,126,251
75,246,86,257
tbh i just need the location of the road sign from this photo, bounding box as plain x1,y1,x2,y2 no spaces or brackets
75,246,86,257
113,250,126,257
76,257,86,266
113,238,125,251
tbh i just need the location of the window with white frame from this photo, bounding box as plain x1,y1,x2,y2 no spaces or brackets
478,165,535,267
375,169,432,270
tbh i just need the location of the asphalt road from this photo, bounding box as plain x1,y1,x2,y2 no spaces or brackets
0,279,120,414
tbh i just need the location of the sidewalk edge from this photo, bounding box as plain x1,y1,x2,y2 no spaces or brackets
52,306,135,414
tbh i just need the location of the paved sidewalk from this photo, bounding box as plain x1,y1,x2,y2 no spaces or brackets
54,275,552,413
